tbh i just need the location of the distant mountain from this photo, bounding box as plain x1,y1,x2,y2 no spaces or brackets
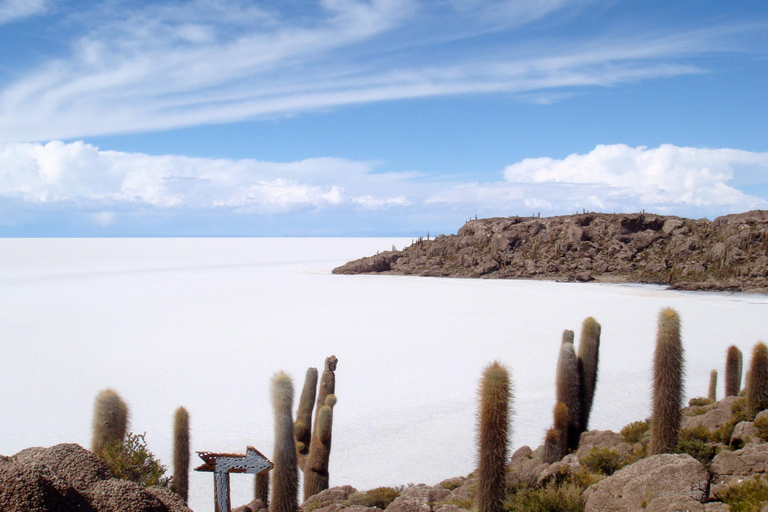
333,211,768,293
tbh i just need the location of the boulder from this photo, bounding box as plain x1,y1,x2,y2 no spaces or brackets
0,444,191,512
385,484,450,512
731,421,759,446
301,485,358,512
582,454,709,512
682,406,733,434
710,442,768,494
575,430,625,459
507,445,547,486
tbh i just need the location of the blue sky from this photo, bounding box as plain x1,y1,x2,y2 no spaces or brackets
0,0,767,236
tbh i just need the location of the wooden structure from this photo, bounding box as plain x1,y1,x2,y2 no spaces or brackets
195,446,273,512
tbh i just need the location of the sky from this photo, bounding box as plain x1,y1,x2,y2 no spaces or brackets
0,0,767,236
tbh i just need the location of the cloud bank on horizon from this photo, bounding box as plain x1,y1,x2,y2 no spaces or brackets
1,140,766,236
0,0,766,235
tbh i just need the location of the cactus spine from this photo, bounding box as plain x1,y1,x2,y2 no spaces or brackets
269,372,298,512
746,342,768,420
556,331,581,451
295,367,318,470
92,389,129,455
303,356,337,500
476,362,512,512
649,308,684,455
708,370,717,402
725,346,743,397
255,472,270,508
577,317,601,434
173,407,190,502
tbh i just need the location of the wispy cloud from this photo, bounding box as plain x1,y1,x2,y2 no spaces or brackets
1,141,765,233
0,0,757,142
0,0,47,24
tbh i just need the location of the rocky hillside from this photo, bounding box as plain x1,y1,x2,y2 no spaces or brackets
333,211,768,293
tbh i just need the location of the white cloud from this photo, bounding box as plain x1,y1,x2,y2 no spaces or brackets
0,141,766,233
503,144,768,208
0,0,46,24
0,0,752,142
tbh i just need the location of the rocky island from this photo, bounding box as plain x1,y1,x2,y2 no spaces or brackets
333,211,768,293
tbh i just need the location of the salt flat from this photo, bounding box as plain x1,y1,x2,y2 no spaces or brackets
1,238,767,512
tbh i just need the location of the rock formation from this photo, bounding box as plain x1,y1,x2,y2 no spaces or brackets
333,211,768,293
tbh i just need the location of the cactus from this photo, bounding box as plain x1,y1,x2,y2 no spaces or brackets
556,332,581,451
255,472,269,508
303,394,336,500
543,402,568,464
295,367,318,470
269,372,298,512
577,317,601,434
708,370,717,402
746,342,768,420
92,389,129,455
476,362,512,512
316,356,337,410
725,346,743,397
173,407,190,502
649,308,684,455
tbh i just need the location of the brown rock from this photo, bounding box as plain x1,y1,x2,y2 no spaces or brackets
301,485,358,512
710,443,768,494
576,430,625,458
233,498,267,512
385,483,452,512
683,407,732,434
582,454,709,512
731,421,760,446
644,495,705,512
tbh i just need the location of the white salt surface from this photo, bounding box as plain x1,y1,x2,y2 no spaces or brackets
1,238,767,512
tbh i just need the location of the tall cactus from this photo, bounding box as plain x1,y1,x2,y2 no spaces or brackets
295,367,318,470
303,356,338,500
556,331,581,451
92,389,129,455
173,407,190,502
255,472,269,508
577,317,601,434
303,394,336,500
476,362,512,512
725,346,743,397
746,342,768,420
269,372,298,512
708,370,718,402
649,308,684,455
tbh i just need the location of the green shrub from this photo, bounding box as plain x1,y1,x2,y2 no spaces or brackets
347,488,401,510
579,447,625,476
674,426,718,464
755,416,768,442
99,432,170,487
716,474,768,512
504,482,583,512
688,397,713,407
620,421,649,444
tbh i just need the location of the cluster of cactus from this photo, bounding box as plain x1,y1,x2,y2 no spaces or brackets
476,362,513,512
267,355,338,507
546,317,601,459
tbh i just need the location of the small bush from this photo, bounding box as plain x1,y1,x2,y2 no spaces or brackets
99,432,170,488
579,447,625,476
688,397,713,407
504,482,583,512
716,474,768,512
348,487,401,510
620,421,649,444
755,416,768,442
675,426,718,464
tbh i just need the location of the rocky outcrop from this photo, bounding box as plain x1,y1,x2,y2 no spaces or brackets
710,442,768,495
582,454,709,512
333,211,768,293
0,443,191,512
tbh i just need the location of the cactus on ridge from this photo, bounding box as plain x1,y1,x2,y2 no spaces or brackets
725,346,743,397
92,389,129,455
543,402,568,464
708,370,717,402
746,342,768,420
295,367,318,470
649,308,684,455
303,394,336,500
255,472,270,508
476,362,513,512
173,407,190,502
269,372,298,512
